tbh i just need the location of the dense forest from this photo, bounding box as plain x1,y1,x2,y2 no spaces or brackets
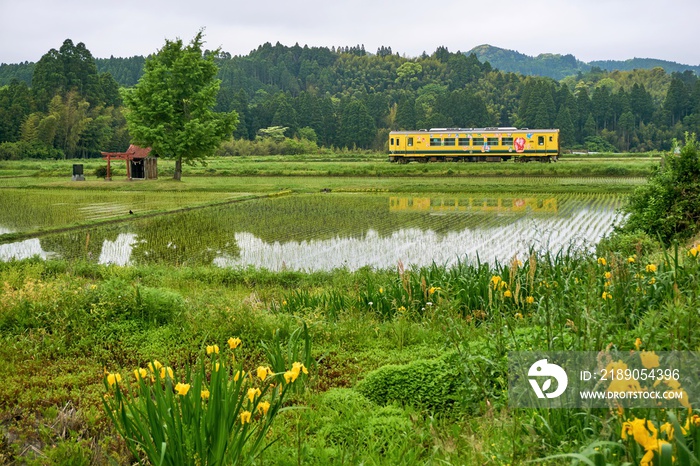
1,39,700,159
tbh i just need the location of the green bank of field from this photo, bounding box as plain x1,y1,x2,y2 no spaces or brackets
0,153,698,466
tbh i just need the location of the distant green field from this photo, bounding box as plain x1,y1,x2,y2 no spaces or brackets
0,153,660,180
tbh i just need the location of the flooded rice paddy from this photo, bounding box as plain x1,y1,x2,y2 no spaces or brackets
0,193,624,271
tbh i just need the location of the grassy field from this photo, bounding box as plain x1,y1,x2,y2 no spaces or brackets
0,153,661,180
2,154,697,466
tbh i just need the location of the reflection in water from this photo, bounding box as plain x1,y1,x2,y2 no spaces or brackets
1,194,622,271
98,233,138,266
390,196,558,214
216,204,618,271
0,239,51,261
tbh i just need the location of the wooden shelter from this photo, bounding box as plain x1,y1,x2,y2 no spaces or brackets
101,145,157,180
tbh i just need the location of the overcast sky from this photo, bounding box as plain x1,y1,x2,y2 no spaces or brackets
1,0,698,65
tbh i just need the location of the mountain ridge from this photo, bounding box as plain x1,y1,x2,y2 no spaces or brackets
465,44,700,80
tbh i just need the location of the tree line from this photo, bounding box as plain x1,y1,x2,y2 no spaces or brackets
1,39,699,159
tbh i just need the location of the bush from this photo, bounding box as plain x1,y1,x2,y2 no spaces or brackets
617,134,700,242
94,166,108,178
355,352,462,412
597,230,658,258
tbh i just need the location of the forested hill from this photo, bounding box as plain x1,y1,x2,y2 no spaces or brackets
589,58,700,75
465,44,700,80
2,39,700,159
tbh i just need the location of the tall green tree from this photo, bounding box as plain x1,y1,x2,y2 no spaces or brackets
122,32,238,180
338,99,375,149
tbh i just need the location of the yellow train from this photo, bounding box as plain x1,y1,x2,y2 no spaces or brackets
388,127,560,162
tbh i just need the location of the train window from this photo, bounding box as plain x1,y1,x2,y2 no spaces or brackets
538,136,544,146
444,138,455,146
502,137,514,146
549,136,553,142
396,138,401,146
391,138,394,145
407,137,413,147
472,138,484,146
430,137,442,146
458,138,470,146
487,137,499,146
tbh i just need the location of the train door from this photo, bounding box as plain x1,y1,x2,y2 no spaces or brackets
394,135,406,155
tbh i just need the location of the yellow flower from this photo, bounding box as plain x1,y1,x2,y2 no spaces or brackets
646,264,657,273
634,338,642,350
689,247,699,257
428,286,436,295
628,256,636,263
525,296,535,304
234,370,244,382
293,361,308,374
174,383,190,396
602,291,612,300
606,360,628,374
397,306,406,313
503,290,512,298
240,410,252,424
379,287,384,294
660,422,675,440
648,277,656,285
621,418,670,466
247,387,261,403
257,401,271,416
206,345,220,355
514,312,523,319
257,366,271,381
284,362,307,383
134,368,148,380
604,271,612,279
214,363,220,372
640,351,660,369
148,360,163,373
227,337,241,349
107,373,122,387
201,389,210,400
597,257,607,266
490,275,502,287
159,366,174,380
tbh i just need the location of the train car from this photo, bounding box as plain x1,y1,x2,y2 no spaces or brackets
388,127,560,162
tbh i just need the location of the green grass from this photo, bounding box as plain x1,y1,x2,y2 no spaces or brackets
1,242,699,464
0,153,660,180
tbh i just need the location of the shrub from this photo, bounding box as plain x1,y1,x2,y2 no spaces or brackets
618,134,700,242
355,352,462,412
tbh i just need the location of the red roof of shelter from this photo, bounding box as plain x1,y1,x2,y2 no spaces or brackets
101,144,152,159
